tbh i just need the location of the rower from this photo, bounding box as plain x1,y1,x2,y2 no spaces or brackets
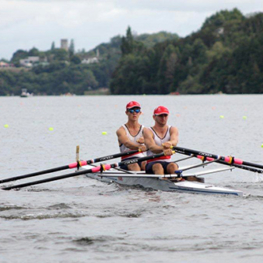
116,101,147,171
143,106,180,178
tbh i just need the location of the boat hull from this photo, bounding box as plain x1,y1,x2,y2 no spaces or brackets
82,167,244,196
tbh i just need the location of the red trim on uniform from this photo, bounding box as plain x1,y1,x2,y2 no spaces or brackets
147,155,171,163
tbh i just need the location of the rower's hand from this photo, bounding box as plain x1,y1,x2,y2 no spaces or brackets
162,141,173,149
163,148,174,156
138,145,147,152
137,137,144,144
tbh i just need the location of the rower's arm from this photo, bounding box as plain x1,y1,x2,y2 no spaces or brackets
162,127,179,149
116,127,146,151
143,128,163,154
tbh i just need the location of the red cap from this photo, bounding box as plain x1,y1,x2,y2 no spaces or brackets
126,101,141,109
154,106,169,115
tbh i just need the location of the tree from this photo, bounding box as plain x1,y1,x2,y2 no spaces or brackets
69,39,75,57
157,44,180,93
51,42,55,50
11,49,28,64
121,26,134,56
70,55,81,64
52,49,69,61
28,47,39,56
206,41,231,61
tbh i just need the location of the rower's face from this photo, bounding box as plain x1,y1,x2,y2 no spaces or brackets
154,114,169,125
126,107,141,120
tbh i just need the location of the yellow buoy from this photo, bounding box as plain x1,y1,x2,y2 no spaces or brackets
220,115,224,119
4,124,9,128
243,116,247,120
49,127,54,131
102,131,107,135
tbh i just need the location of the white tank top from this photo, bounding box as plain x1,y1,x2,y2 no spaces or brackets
146,126,172,163
119,124,145,160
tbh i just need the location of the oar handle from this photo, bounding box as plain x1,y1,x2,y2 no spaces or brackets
120,151,175,166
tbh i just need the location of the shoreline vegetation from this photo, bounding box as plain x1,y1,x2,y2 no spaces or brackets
2,92,261,97
1,8,263,96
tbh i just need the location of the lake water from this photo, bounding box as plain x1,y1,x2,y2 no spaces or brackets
1,95,263,263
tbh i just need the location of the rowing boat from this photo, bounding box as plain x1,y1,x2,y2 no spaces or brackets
2,146,258,195
82,165,244,196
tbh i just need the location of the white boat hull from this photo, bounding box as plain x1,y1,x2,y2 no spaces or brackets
82,167,244,196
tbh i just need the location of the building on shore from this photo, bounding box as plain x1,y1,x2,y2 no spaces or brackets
19,56,48,68
61,39,68,51
0,61,13,68
81,49,100,64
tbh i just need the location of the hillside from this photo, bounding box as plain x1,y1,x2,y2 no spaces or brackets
110,9,263,94
1,9,263,95
0,32,178,95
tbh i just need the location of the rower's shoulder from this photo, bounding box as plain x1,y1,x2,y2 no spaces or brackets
170,125,178,130
169,126,179,135
142,127,153,136
116,125,126,135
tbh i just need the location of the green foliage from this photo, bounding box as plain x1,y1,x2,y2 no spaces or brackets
51,42,55,50
201,8,244,29
70,55,81,64
11,50,28,64
120,26,146,56
69,39,75,57
0,63,98,95
50,49,69,61
136,31,179,47
2,27,176,95
3,9,263,95
110,9,263,94
28,47,40,56
121,27,134,56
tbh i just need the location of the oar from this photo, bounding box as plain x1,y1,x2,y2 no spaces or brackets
216,160,263,174
175,158,218,174
0,149,142,184
2,152,170,190
172,146,263,173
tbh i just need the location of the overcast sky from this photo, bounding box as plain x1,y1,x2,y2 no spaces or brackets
1,0,262,60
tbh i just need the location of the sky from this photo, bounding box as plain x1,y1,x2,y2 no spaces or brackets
1,0,262,60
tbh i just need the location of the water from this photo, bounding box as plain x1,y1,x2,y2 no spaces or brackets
1,95,263,263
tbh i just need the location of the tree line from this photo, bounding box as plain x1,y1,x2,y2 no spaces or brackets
1,9,262,95
0,40,119,95
0,33,178,95
110,9,263,94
